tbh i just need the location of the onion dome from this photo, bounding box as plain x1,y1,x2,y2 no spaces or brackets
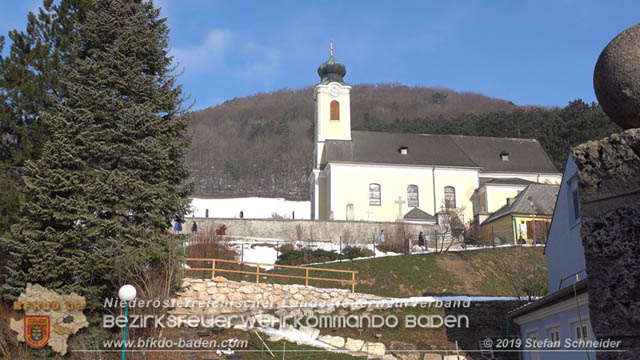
317,41,347,84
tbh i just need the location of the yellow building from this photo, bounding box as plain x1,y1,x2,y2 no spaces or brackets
479,183,559,244
308,46,562,223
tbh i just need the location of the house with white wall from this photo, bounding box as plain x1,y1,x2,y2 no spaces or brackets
510,152,595,360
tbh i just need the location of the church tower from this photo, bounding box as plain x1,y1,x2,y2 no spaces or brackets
309,42,351,220
313,41,352,169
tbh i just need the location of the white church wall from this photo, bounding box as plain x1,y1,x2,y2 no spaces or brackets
327,163,436,222
485,184,527,213
326,163,479,222
433,167,479,223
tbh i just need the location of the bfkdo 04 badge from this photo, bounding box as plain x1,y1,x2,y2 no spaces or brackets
24,315,50,348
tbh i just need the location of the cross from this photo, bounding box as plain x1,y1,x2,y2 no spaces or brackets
330,39,334,56
395,196,405,219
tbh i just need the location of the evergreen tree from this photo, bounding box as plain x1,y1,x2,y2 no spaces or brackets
1,0,192,306
0,0,91,234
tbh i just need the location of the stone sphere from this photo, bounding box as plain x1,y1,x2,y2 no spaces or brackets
593,24,640,129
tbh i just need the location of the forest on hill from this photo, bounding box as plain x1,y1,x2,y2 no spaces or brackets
187,84,619,200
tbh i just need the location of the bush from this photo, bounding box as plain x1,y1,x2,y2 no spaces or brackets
276,248,343,266
376,238,405,253
342,246,374,260
186,225,238,271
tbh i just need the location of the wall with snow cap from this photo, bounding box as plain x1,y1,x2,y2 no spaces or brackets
181,217,439,245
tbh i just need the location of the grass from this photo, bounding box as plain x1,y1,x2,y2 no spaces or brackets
244,332,366,360
185,246,548,298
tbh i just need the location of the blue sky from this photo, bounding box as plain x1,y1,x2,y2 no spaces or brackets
1,1,639,110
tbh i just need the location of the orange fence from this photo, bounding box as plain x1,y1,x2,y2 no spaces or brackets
184,258,358,293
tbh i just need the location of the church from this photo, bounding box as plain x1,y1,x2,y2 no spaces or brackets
308,46,562,225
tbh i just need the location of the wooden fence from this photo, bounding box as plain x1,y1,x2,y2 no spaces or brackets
184,258,358,292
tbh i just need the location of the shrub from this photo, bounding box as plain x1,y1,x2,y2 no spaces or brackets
186,225,238,271
342,246,374,260
276,248,343,266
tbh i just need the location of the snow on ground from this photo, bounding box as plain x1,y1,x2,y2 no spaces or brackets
258,326,337,350
188,235,542,270
213,238,403,269
188,197,310,219
275,295,528,309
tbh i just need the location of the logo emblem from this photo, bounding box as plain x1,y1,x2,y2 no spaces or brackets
24,315,50,348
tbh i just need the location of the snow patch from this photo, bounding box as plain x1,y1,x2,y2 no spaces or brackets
188,197,310,219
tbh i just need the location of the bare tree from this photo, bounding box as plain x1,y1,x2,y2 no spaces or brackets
435,202,467,253
494,247,548,302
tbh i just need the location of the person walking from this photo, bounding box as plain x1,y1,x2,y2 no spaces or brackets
418,232,426,250
376,229,385,244
191,221,198,233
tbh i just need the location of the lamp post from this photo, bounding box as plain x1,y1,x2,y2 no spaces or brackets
119,284,137,360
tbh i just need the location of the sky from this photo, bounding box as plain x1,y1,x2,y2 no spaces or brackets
1,1,639,110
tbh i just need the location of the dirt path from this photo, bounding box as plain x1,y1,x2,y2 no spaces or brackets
435,254,484,295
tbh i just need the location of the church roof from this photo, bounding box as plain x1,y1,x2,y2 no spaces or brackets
324,131,560,174
481,183,560,225
317,55,347,85
325,131,479,168
479,177,537,186
449,135,559,174
403,208,436,222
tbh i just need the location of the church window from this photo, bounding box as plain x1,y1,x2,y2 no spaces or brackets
444,186,456,208
407,185,419,207
330,100,340,120
369,183,381,206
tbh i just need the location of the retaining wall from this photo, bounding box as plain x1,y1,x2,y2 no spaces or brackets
181,217,439,245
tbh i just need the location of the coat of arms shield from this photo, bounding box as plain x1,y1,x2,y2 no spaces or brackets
24,315,50,348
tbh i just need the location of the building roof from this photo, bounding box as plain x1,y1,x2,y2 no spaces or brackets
509,279,588,319
403,208,436,222
325,131,478,168
482,183,560,224
479,177,537,186
324,131,560,174
450,135,559,174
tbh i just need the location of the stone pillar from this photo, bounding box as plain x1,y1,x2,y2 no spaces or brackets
573,129,640,360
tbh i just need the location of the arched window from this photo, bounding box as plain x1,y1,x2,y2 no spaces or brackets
444,186,456,208
369,183,381,206
330,100,340,120
407,185,419,208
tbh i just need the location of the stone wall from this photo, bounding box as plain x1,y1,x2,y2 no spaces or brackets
444,301,521,360
174,277,483,359
174,277,392,357
573,129,640,360
175,277,390,317
182,217,440,245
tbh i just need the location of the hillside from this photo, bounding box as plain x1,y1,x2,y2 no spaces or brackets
187,83,618,199
200,246,548,298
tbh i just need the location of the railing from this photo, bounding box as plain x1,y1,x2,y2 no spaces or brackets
558,268,587,290
184,258,358,293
